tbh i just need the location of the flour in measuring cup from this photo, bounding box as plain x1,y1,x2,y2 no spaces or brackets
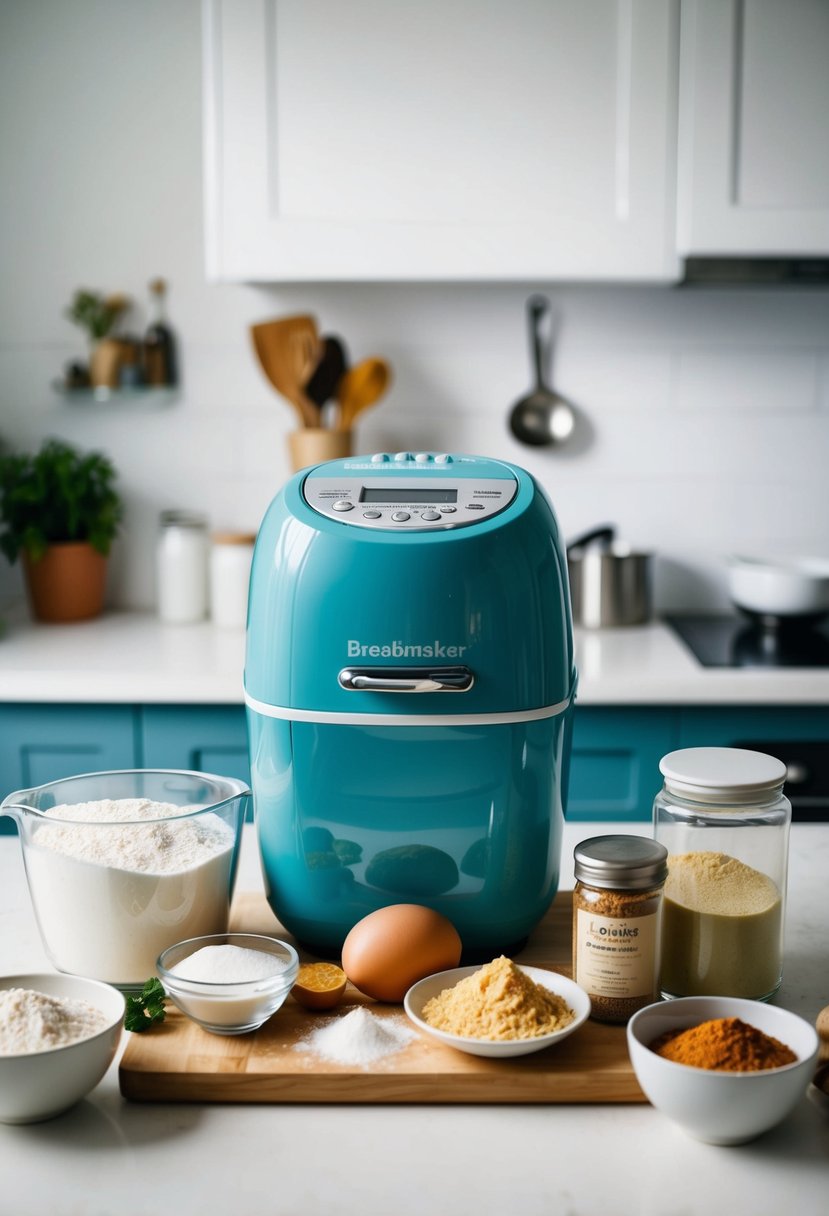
24,799,236,986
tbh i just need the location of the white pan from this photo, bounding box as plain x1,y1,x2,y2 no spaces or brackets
728,555,829,619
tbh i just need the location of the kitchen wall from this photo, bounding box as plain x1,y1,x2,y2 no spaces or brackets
1,0,828,614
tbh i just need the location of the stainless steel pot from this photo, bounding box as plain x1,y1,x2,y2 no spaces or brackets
567,526,652,628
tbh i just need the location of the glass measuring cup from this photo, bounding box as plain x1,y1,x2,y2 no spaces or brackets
1,769,249,990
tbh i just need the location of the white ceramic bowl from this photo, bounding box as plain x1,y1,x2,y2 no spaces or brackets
627,996,819,1145
157,933,300,1036
404,964,591,1058
0,973,124,1124
728,554,829,618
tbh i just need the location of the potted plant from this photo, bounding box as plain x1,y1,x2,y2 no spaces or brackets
65,289,130,388
0,439,123,623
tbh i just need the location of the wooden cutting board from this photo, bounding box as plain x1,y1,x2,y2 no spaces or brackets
119,891,645,1104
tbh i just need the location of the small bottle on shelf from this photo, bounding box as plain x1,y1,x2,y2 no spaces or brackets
142,278,177,387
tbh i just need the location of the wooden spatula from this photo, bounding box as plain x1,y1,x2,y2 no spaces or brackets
250,315,321,428
336,357,392,432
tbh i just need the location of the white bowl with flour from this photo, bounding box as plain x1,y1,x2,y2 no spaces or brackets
0,972,125,1124
1,770,249,989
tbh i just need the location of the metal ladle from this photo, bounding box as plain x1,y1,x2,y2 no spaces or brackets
509,296,575,446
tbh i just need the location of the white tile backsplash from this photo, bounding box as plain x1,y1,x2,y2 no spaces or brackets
1,0,828,617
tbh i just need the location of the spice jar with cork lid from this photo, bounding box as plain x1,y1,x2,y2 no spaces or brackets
572,836,668,1024
654,747,790,1002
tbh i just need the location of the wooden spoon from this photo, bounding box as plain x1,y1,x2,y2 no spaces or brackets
250,315,320,428
336,357,392,432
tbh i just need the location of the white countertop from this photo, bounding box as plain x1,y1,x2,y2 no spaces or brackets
1,822,827,1216
2,610,829,705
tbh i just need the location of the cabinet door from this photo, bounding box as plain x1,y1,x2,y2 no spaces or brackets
0,705,138,835
678,0,829,254
140,707,251,805
678,706,829,822
566,707,678,822
204,0,680,281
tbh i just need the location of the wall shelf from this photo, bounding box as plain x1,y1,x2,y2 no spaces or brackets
51,383,178,406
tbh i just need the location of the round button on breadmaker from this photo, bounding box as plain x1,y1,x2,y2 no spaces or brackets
420,510,441,521
440,506,457,514
394,452,413,462
332,501,354,512
362,510,382,519
391,511,411,522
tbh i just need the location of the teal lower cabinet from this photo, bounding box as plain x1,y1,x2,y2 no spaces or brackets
1,702,825,838
678,707,829,822
140,706,251,807
566,707,679,823
0,704,138,835
678,706,829,748
565,705,829,823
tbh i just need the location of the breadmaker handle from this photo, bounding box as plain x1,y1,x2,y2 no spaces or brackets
338,666,475,693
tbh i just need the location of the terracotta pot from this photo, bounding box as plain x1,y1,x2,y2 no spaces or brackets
22,542,108,623
88,338,123,389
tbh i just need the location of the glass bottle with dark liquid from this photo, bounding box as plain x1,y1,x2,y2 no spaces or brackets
143,278,177,386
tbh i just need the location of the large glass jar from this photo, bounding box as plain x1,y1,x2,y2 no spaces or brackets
654,747,791,1002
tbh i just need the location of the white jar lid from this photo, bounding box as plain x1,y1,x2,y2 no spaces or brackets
659,747,786,803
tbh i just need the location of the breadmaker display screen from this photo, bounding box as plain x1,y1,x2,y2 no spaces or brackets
360,487,458,504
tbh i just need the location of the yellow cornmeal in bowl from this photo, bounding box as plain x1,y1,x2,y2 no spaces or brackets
421,956,575,1040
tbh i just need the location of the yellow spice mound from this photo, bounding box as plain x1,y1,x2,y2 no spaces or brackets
421,956,575,1041
665,851,779,917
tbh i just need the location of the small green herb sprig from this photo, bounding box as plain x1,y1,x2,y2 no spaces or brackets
124,978,168,1033
66,289,129,342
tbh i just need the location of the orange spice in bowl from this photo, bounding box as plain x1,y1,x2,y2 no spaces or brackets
651,1016,797,1071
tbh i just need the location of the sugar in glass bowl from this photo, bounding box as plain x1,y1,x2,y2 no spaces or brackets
627,995,819,1145
157,933,300,1035
0,768,249,990
0,973,124,1125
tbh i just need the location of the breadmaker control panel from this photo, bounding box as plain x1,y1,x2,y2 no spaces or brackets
302,452,519,530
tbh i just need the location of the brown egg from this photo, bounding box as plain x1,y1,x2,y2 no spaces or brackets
341,904,462,1003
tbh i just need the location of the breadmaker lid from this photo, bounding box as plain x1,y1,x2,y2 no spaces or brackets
244,452,576,721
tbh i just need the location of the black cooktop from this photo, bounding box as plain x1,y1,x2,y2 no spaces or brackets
668,614,829,669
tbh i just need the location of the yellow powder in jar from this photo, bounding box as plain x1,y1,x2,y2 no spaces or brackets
421,956,575,1040
660,851,782,998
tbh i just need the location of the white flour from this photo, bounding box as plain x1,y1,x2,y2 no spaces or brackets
25,798,236,985
298,1006,416,1067
0,988,108,1055
170,944,289,983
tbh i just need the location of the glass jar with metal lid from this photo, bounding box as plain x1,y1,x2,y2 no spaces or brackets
654,747,791,1002
572,835,668,1024
156,510,209,624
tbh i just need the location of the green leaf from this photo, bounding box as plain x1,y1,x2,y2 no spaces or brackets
0,438,122,561
124,977,168,1033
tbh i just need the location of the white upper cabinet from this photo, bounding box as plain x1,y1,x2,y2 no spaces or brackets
678,0,829,255
203,0,680,282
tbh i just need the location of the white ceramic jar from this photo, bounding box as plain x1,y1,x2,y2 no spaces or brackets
157,510,209,624
209,532,256,629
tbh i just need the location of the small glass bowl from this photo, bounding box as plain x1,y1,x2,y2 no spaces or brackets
157,933,299,1036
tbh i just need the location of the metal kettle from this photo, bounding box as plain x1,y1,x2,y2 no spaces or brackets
566,525,652,628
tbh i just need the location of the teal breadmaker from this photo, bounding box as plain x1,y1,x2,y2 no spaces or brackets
245,452,577,954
